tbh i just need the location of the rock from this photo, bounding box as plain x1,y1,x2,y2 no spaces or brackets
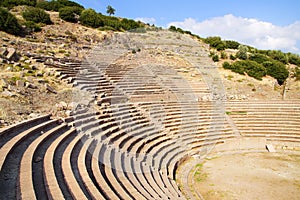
0,47,7,57
45,83,57,94
67,102,79,110
25,76,34,83
2,38,9,42
6,48,18,61
29,113,40,118
6,66,12,71
13,62,21,67
65,110,72,117
2,90,15,97
24,60,31,64
59,101,68,110
20,57,26,62
45,58,54,65
37,79,46,84
25,82,38,89
30,64,38,70
16,80,24,87
36,71,44,77
8,85,17,91
0,79,8,89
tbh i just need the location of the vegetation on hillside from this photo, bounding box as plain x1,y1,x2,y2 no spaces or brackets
203,35,300,85
0,7,22,35
0,0,144,35
0,0,36,9
22,6,52,25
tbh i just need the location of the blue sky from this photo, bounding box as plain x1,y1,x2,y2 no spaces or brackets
73,0,300,53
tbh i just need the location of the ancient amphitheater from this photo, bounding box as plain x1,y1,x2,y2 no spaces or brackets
0,31,299,199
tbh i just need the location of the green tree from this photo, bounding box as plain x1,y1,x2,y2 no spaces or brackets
79,9,103,28
236,45,248,60
224,40,240,49
37,0,84,12
22,7,52,24
106,5,115,16
59,6,83,23
223,60,266,80
204,36,226,51
0,0,36,9
263,61,289,85
288,53,300,66
0,7,22,35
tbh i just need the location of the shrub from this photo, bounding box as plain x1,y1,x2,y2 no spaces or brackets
220,51,228,59
249,53,270,64
204,36,226,51
59,6,83,23
0,0,36,9
236,45,248,60
225,40,240,49
79,9,103,28
230,54,236,60
169,25,177,32
120,18,142,30
0,7,22,35
288,53,300,66
22,7,52,24
294,67,300,81
223,61,231,69
263,60,289,85
37,0,84,12
267,50,288,64
23,21,42,33
224,60,267,80
212,54,219,62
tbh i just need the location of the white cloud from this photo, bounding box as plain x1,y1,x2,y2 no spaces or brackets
168,14,300,53
135,17,156,24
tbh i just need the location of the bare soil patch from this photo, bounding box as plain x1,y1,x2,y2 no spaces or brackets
194,153,300,200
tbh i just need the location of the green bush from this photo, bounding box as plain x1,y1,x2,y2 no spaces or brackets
223,61,231,69
79,9,103,28
120,18,143,30
59,6,83,23
22,7,52,24
223,60,266,80
37,0,84,12
267,50,288,64
249,53,270,64
294,67,300,81
220,51,228,59
212,54,219,62
263,60,289,85
225,40,240,49
0,0,36,9
23,21,42,33
288,53,300,66
236,45,248,60
0,7,22,35
204,36,226,51
230,54,236,60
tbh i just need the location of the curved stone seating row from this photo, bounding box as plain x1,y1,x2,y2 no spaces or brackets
226,101,300,143
69,104,185,198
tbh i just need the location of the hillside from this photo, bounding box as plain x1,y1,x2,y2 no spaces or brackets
0,3,300,200
0,8,300,127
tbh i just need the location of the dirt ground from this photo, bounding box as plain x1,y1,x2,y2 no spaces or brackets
193,152,300,200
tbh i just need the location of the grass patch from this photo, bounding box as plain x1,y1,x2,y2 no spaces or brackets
226,111,247,115
194,163,208,183
227,75,234,80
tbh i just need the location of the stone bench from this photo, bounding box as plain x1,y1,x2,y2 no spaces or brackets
19,123,67,199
